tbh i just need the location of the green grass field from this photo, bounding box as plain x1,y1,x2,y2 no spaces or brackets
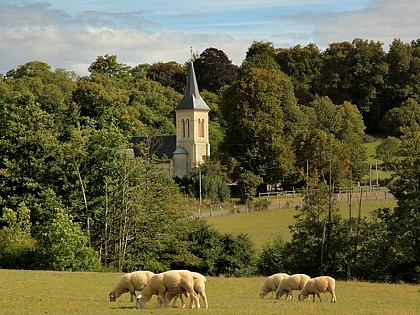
205,198,397,252
0,269,418,314
361,140,393,182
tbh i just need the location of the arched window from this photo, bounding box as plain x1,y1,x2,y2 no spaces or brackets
201,118,205,138
182,119,185,138
186,119,190,138
197,118,205,138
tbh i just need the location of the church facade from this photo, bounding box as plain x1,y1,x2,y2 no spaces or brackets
131,62,211,178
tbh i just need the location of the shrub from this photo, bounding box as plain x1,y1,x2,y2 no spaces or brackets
256,237,286,276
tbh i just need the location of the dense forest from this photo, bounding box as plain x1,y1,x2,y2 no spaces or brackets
0,38,419,283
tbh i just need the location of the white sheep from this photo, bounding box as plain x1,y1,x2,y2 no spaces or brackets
298,276,337,303
275,273,311,300
109,270,155,302
259,273,290,298
136,270,199,309
166,272,208,309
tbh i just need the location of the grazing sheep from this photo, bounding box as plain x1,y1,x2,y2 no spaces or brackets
275,274,311,300
109,270,155,302
166,272,208,309
259,273,290,298
136,270,199,309
298,276,337,303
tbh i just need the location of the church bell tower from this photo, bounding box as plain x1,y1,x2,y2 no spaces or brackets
173,61,211,178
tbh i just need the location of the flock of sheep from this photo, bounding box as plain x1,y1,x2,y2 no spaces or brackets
109,270,207,309
108,270,337,310
259,273,337,303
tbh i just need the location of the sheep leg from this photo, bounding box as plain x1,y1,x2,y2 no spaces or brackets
189,292,200,309
156,292,166,308
199,292,208,309
330,291,337,303
170,294,178,308
179,294,186,308
316,293,322,302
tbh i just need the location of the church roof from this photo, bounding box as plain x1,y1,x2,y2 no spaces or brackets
130,135,177,159
175,62,211,111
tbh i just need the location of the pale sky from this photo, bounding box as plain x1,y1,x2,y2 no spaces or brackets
1,0,419,76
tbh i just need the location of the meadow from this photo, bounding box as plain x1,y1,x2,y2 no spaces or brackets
0,269,418,315
204,197,397,252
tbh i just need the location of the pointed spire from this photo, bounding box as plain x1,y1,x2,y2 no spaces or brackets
175,61,210,111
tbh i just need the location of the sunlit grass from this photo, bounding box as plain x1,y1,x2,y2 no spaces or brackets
0,270,418,315
205,198,397,253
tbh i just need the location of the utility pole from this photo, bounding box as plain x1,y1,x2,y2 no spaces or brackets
199,166,202,218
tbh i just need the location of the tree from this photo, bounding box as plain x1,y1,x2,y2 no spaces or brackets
220,67,297,184
237,171,262,205
276,43,322,105
241,41,279,71
385,126,420,282
194,48,238,93
316,39,388,133
88,54,131,77
189,157,231,203
381,98,420,136
5,61,53,80
375,136,401,171
299,97,367,182
283,183,346,277
256,237,286,275
316,41,353,105
146,61,187,93
347,39,388,115
381,39,420,118
34,206,98,271
0,203,36,269
294,129,350,185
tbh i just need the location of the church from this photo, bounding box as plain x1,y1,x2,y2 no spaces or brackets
131,61,211,178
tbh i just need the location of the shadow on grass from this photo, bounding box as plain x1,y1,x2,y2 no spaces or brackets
109,305,137,310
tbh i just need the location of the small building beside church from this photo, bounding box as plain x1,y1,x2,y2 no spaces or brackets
131,61,211,178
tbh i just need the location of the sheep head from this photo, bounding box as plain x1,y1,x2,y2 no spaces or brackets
136,294,148,309
109,291,117,302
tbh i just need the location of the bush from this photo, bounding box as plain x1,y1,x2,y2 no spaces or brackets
256,237,286,275
34,209,98,271
253,199,270,211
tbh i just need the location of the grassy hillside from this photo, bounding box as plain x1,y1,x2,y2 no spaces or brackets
0,269,418,315
202,140,395,253
205,198,397,253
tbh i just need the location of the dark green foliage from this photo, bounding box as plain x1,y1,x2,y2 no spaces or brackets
0,203,36,269
185,220,256,276
375,136,401,171
146,61,187,94
256,237,286,276
34,207,98,271
88,54,131,77
381,98,420,136
194,47,238,93
220,67,297,184
283,184,347,277
276,43,322,105
214,233,256,277
237,171,262,204
189,157,231,202
385,127,420,282
1,40,419,281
